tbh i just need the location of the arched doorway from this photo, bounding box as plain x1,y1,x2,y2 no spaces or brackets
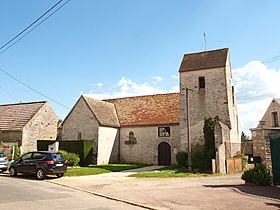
158,142,171,166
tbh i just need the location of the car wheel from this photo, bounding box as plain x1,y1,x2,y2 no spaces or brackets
10,167,17,176
36,169,45,180
56,173,64,178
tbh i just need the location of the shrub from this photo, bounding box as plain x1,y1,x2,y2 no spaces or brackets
241,164,272,185
192,150,208,172
60,150,80,166
12,144,21,160
176,151,188,168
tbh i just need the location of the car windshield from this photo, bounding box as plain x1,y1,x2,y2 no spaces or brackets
0,153,6,158
51,153,65,162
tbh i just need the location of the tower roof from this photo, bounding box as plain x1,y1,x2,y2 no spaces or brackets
179,48,229,72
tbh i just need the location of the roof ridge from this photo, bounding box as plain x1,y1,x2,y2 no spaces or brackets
103,92,179,101
0,101,47,107
184,48,229,56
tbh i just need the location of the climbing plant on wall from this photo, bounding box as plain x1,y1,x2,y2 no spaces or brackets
203,116,220,168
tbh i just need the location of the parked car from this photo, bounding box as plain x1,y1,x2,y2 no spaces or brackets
9,151,67,180
0,152,9,172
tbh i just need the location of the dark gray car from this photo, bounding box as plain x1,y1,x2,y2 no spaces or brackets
9,151,67,180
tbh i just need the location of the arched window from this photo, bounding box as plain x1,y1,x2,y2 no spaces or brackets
125,131,137,145
78,132,82,140
129,131,134,141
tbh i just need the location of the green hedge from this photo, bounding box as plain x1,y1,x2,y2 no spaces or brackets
37,140,95,166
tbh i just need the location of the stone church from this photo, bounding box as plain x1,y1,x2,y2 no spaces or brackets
61,48,241,170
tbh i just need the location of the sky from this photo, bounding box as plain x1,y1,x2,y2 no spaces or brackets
0,1,280,136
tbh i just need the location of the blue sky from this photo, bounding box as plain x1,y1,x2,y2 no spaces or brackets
0,1,280,134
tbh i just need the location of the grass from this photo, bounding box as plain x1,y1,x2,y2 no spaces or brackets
129,165,223,178
64,164,148,177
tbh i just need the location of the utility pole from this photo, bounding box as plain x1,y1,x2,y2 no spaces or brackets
184,87,193,171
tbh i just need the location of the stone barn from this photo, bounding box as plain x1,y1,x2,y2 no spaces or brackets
0,101,58,154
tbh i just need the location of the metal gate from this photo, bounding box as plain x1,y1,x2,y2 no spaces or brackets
269,131,280,185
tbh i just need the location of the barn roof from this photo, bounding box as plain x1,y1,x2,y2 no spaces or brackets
105,93,180,126
0,101,46,131
82,96,120,127
179,48,229,72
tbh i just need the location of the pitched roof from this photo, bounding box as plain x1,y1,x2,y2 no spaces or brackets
179,48,229,72
82,96,120,127
105,93,180,126
0,101,46,131
273,98,280,105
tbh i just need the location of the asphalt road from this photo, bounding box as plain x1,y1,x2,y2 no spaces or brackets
2,169,280,210
0,173,145,210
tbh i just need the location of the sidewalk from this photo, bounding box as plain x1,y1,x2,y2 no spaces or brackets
48,167,280,210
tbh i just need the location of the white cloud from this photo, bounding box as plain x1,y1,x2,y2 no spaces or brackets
233,61,280,134
152,76,163,82
85,77,171,100
172,75,179,79
97,82,103,88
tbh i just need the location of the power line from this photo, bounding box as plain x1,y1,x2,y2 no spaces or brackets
262,55,280,65
0,0,70,55
0,67,71,110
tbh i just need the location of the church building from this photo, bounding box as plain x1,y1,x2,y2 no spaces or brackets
61,48,241,170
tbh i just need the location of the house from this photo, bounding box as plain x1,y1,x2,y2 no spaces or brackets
62,48,240,170
0,101,58,154
250,98,280,174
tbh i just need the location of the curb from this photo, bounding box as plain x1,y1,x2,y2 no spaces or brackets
230,187,280,202
46,180,159,210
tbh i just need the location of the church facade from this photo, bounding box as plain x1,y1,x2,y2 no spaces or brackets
61,48,241,169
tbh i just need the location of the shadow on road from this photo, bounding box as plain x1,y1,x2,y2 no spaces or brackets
203,184,280,201
0,171,61,181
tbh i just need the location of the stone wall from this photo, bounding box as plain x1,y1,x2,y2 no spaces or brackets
251,128,274,173
97,126,119,164
62,97,99,141
0,131,22,143
22,102,58,152
120,124,180,165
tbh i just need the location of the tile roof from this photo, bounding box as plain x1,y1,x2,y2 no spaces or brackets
105,93,180,126
179,48,229,72
83,96,120,127
0,101,46,131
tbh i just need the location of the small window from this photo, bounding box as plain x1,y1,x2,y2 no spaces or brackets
158,127,170,137
272,111,279,127
199,77,205,89
129,131,134,141
78,132,82,140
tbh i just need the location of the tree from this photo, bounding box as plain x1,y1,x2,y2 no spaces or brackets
241,131,250,141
